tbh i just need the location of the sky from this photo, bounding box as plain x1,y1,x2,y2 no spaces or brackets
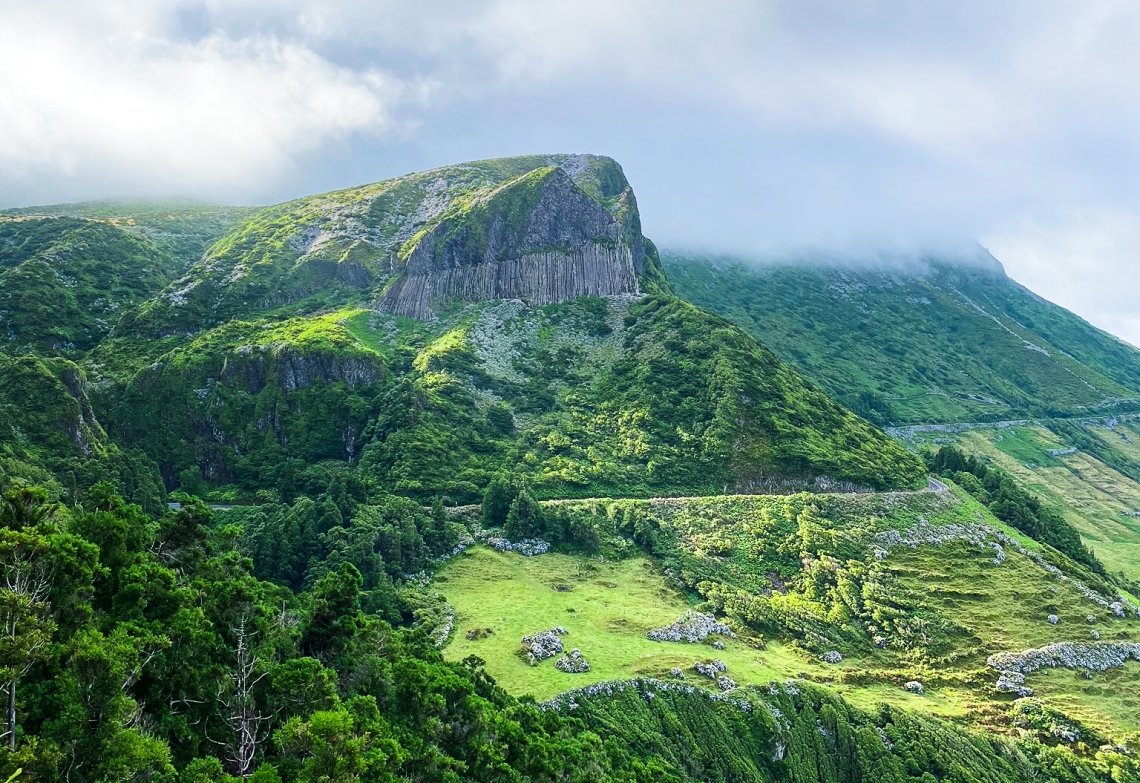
1,0,1138,344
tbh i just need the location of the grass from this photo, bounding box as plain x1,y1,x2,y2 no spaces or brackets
887,540,1130,664
439,546,829,699
1027,665,1140,738
910,424,1140,580
438,488,1140,740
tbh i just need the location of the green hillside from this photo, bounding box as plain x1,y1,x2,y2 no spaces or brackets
97,294,922,499
663,253,1140,425
894,418,1140,581
2,155,1138,782
1,199,252,268
439,488,1140,742
0,217,181,354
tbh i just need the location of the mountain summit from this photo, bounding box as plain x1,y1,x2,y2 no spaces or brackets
380,163,644,317
124,154,667,336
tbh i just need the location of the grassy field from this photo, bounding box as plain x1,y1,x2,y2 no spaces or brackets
437,492,1140,740
439,547,829,698
908,423,1140,580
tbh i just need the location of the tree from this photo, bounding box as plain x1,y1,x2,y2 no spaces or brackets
214,615,271,779
480,473,518,528
504,487,544,540
0,529,55,751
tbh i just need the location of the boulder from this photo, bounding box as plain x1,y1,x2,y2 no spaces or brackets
555,648,591,673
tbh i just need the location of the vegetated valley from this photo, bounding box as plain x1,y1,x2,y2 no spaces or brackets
1,154,1139,782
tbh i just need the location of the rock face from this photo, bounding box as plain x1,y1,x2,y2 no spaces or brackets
380,167,641,318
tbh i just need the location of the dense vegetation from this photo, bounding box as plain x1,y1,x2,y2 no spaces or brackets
83,294,924,503
927,446,1102,570
3,484,1134,782
663,254,1140,425
0,199,252,269
3,156,1139,781
0,218,180,354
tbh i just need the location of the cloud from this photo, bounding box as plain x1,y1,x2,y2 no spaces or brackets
0,0,1136,345
985,210,1140,348
0,1,430,204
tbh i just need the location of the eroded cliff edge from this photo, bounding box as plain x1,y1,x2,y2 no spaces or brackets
379,165,643,318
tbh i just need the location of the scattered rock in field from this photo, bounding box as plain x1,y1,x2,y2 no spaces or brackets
1047,614,1059,625
485,536,551,556
716,675,737,691
712,640,725,650
551,583,574,592
904,681,925,695
695,659,728,679
466,627,494,640
522,627,568,664
821,651,843,664
669,668,685,679
1090,629,1100,641
995,670,1034,697
1086,615,1096,623
555,648,591,673
647,611,735,643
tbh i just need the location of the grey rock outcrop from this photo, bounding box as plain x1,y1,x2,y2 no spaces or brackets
988,641,1140,695
555,648,591,673
647,611,736,643
695,659,728,679
522,627,568,665
821,651,844,664
380,167,641,318
904,681,925,695
715,675,737,691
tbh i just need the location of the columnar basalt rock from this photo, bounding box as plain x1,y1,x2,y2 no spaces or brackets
380,167,641,318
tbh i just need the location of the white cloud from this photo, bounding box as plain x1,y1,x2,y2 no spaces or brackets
0,0,428,203
985,210,1140,348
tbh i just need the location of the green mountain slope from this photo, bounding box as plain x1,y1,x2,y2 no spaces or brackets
3,154,1137,781
100,294,922,499
663,252,1140,425
0,216,182,353
1,198,252,268
82,155,916,499
0,354,163,508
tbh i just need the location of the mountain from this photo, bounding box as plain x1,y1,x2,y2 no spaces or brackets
83,155,919,499
663,250,1140,425
118,154,669,340
1,156,1138,783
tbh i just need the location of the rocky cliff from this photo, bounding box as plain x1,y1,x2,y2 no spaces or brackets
379,166,642,318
